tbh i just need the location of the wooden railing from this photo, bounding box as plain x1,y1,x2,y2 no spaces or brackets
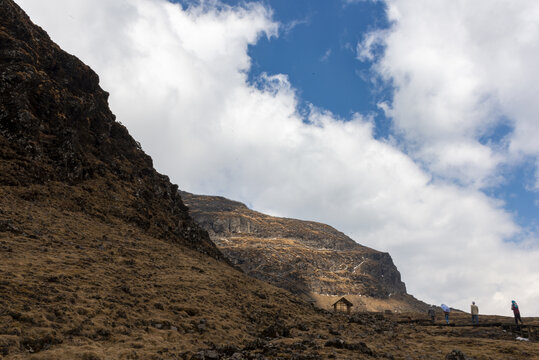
501,324,539,340
394,319,539,341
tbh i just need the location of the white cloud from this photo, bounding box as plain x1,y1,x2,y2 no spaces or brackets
281,16,311,35
357,30,386,62
343,0,378,5
15,0,539,316
320,48,332,62
359,0,539,189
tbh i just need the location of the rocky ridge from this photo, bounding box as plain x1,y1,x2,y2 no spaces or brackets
0,0,220,259
181,192,427,312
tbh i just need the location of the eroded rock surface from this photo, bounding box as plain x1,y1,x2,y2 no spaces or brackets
181,192,415,307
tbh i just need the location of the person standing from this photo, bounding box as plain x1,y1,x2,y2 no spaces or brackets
470,301,479,325
441,304,450,324
511,300,523,325
427,306,436,323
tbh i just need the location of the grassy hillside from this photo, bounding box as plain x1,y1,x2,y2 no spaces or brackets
1,0,538,358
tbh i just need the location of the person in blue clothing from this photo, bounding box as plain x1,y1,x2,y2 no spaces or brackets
440,304,450,324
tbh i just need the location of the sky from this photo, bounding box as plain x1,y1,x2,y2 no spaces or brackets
15,0,539,316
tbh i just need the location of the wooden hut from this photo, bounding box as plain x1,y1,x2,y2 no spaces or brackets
332,297,353,315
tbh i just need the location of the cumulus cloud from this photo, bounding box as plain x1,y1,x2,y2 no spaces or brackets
16,0,539,315
358,0,539,189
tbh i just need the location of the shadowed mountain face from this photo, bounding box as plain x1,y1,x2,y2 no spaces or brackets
0,0,221,259
181,192,414,307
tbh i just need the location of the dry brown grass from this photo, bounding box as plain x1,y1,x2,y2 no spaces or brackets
1,182,539,359
0,181,326,358
310,293,427,313
1,1,538,356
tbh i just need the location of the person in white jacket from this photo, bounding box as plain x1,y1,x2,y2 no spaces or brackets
470,301,479,325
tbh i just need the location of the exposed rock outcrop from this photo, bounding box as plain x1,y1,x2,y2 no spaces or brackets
181,192,412,306
0,0,221,259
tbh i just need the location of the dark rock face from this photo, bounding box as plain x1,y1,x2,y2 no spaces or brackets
181,192,407,299
0,0,221,259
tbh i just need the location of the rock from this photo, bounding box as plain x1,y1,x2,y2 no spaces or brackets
255,291,267,299
244,338,268,350
81,353,102,360
20,328,63,353
180,192,421,306
196,323,205,332
217,344,240,356
204,350,219,359
93,328,111,339
325,338,345,349
446,349,473,360
325,338,374,355
260,323,291,338
0,220,20,233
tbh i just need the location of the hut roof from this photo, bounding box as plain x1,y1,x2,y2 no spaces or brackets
332,297,353,307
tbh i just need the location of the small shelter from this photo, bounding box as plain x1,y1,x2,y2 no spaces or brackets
332,297,353,315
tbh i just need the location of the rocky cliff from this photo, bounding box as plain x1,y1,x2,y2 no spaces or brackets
0,0,221,259
181,192,425,311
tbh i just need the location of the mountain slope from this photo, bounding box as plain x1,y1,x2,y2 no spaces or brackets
181,192,427,312
0,1,325,357
1,1,538,359
0,0,222,260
